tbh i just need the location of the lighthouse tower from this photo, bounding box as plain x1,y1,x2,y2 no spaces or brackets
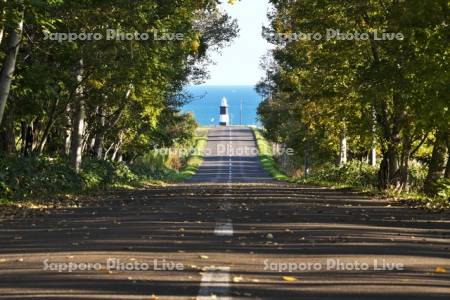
219,97,230,126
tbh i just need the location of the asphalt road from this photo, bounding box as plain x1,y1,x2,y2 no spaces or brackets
189,127,274,183
0,126,450,299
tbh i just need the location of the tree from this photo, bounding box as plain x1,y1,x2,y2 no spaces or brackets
0,3,23,126
257,0,449,192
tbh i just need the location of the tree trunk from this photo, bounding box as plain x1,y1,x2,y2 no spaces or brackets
0,12,23,126
111,146,119,162
23,124,33,156
93,106,105,159
445,155,450,180
111,132,123,162
424,130,448,195
0,0,7,45
379,146,400,190
104,142,115,160
377,94,405,190
339,133,347,166
0,109,15,154
303,142,310,177
370,148,377,167
70,59,85,172
20,120,26,154
445,133,450,179
370,108,377,167
398,135,411,192
37,98,60,155
63,104,71,155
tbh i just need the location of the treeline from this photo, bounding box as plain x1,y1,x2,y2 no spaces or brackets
0,1,237,170
257,0,449,196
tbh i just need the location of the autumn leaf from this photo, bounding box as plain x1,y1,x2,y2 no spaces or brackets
282,276,298,282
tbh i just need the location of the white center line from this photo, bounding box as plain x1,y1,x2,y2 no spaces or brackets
214,219,233,236
197,266,231,300
201,128,233,299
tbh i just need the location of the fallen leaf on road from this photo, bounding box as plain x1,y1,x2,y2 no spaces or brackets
282,276,298,282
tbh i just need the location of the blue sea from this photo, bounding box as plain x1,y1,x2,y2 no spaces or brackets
182,85,262,126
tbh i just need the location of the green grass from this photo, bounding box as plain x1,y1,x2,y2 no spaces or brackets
0,198,13,206
0,128,209,206
251,127,289,181
171,128,209,181
295,161,379,192
251,128,449,211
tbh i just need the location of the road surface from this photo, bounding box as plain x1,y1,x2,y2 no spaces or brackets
189,127,274,183
0,126,449,299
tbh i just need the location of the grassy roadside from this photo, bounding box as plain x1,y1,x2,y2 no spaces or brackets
170,127,209,181
0,128,209,219
251,127,289,181
251,128,449,211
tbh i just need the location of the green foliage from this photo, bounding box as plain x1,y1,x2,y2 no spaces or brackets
408,161,429,190
0,156,82,199
131,151,179,180
252,128,289,181
0,154,144,200
0,126,211,201
175,128,209,181
299,161,378,190
297,160,430,193
434,179,450,200
0,1,237,204
80,158,138,190
258,0,449,192
0,0,237,169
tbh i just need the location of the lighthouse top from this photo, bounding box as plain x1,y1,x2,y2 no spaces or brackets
221,97,228,107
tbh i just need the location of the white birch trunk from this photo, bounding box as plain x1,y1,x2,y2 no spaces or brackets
0,12,23,126
0,0,7,45
70,59,85,172
339,134,348,166
370,147,377,167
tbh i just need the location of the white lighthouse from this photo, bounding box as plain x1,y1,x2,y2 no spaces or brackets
219,97,230,126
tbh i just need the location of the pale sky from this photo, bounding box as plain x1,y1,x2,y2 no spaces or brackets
204,0,272,86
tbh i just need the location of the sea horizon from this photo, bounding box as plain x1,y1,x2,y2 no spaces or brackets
182,85,263,126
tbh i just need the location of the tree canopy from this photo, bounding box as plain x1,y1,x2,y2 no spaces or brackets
258,0,449,194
